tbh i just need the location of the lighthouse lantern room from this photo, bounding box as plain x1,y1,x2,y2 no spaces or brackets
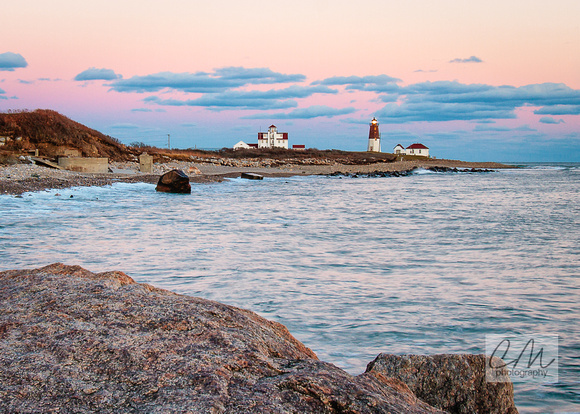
367,117,381,152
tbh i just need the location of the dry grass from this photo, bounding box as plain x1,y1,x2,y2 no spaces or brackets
0,109,398,165
0,109,135,161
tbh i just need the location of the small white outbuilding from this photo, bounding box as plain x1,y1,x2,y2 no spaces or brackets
233,141,252,150
393,144,405,154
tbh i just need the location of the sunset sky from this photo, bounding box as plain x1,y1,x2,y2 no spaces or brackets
1,0,579,161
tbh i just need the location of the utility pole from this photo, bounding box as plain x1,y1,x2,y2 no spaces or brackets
167,134,170,149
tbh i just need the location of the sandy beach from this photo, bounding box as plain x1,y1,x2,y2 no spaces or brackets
0,158,513,196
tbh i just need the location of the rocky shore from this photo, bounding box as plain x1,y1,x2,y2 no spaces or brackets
0,264,518,413
0,158,514,196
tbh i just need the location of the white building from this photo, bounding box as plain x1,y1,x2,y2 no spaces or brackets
258,125,288,149
406,143,429,157
393,144,405,154
233,141,251,150
367,117,381,152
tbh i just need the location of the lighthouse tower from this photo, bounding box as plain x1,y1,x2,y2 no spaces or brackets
367,117,381,152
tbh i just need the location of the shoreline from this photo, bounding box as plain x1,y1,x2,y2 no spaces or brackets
0,159,514,196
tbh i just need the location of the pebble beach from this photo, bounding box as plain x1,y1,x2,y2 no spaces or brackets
0,158,513,196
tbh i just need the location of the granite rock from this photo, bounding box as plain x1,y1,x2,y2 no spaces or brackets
366,353,518,414
0,264,444,413
155,169,191,193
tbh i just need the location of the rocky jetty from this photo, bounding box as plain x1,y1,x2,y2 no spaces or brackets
0,264,518,413
329,166,494,179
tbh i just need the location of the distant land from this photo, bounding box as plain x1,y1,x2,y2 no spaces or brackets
0,109,425,165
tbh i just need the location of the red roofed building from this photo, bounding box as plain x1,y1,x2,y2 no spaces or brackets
406,143,429,157
258,125,288,149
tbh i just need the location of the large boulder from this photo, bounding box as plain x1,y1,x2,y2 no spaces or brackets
366,353,518,414
0,264,444,413
155,169,191,193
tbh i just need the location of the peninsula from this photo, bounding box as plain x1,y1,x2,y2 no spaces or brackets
0,110,512,195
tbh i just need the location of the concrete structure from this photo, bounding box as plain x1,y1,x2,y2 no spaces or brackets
58,157,109,173
57,147,82,157
139,152,153,173
258,125,288,149
367,118,381,152
393,144,405,155
406,143,429,157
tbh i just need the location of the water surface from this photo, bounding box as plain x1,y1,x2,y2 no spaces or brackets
1,164,578,413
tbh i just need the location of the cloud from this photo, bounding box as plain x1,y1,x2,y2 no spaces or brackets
474,124,536,132
144,85,336,110
375,101,516,123
74,67,121,81
539,116,565,124
18,79,34,85
242,105,356,119
534,104,580,115
414,69,438,73
0,88,6,99
314,75,401,86
131,108,153,112
146,95,297,110
213,67,305,84
109,67,306,93
403,80,494,96
449,56,483,63
378,94,399,103
313,75,401,93
374,81,580,123
0,52,28,71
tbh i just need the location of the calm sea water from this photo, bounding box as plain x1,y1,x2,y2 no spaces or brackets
1,163,579,413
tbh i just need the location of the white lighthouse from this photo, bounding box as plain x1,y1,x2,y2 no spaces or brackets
367,117,381,152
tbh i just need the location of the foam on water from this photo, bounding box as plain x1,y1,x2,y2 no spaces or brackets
1,164,579,413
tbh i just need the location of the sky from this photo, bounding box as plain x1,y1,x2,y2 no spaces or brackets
1,0,579,161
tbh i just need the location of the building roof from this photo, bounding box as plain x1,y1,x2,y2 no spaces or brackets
393,143,405,148
269,124,276,128
406,143,429,149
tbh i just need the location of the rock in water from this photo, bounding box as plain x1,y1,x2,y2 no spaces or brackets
0,264,445,413
155,169,191,193
241,172,263,180
366,354,518,414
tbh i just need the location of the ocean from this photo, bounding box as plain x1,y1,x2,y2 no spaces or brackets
1,162,578,413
